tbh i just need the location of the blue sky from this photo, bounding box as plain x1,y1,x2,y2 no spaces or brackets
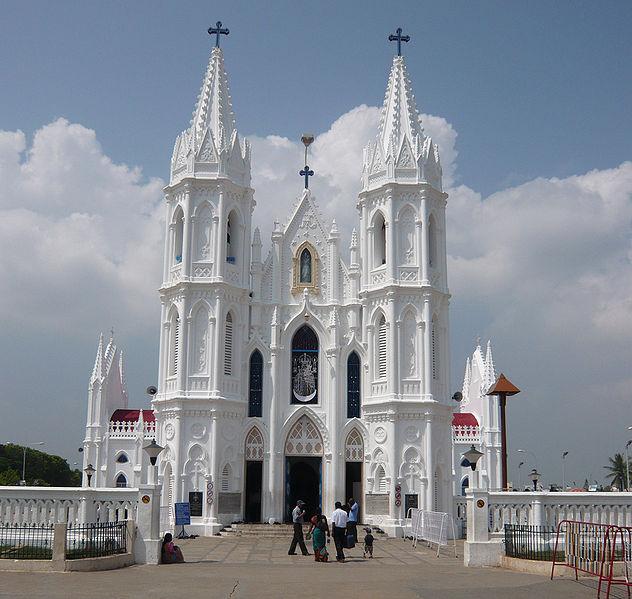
1,1,631,486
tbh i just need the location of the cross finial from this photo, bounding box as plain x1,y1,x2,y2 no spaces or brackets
300,165,314,189
388,27,410,56
110,327,115,340
208,21,229,48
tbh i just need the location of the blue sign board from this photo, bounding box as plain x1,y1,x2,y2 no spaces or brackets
175,502,191,526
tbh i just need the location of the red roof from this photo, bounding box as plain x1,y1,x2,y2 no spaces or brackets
110,409,155,423
452,412,479,427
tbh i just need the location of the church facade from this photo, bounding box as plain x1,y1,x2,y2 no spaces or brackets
82,33,504,536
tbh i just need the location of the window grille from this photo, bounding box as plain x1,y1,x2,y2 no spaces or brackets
245,427,264,461
347,352,361,418
221,464,231,492
377,317,387,379
248,350,263,417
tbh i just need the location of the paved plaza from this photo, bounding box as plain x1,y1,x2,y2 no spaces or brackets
0,536,613,599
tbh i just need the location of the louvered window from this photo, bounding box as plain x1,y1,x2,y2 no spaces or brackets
168,315,179,377
224,313,233,376
377,317,387,379
347,352,361,418
376,465,387,493
221,464,231,492
432,320,438,380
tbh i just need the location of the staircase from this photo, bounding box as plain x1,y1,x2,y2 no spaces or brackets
219,523,389,539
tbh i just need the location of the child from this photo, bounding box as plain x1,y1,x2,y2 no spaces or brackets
363,527,374,558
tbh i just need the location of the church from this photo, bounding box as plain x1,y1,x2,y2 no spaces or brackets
81,26,502,536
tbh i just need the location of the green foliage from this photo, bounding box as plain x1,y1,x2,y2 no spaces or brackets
604,452,630,491
0,444,81,487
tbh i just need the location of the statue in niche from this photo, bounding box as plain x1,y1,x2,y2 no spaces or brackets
404,316,416,376
300,248,312,283
196,328,207,373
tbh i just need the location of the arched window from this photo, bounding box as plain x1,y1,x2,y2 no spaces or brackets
245,427,264,461
168,309,180,377
221,464,231,492
173,207,184,265
116,453,129,464
376,315,387,379
461,476,469,497
224,312,234,376
373,212,386,267
431,317,438,380
428,214,437,269
345,429,364,462
115,473,127,488
347,352,361,418
299,248,312,283
375,465,387,494
291,325,318,405
248,350,263,417
226,211,239,264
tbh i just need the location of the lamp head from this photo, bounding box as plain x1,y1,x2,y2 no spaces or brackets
463,445,483,471
84,463,95,476
301,133,315,148
143,440,164,466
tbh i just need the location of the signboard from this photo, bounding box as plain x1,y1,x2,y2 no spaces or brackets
218,492,242,514
365,494,389,515
189,492,203,517
405,494,418,513
174,502,191,526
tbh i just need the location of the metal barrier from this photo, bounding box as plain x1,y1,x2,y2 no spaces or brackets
407,508,457,557
0,523,54,560
66,521,127,559
504,524,557,561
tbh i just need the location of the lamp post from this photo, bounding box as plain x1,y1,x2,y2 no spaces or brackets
562,451,569,491
20,442,45,485
529,468,540,492
84,463,95,488
486,374,521,491
143,440,164,485
517,448,539,469
518,461,524,491
464,444,484,490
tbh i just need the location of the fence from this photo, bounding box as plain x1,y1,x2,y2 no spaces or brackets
66,521,128,559
0,523,54,560
407,508,457,557
504,524,557,561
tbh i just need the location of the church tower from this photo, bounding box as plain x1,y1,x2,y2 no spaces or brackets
359,32,453,524
154,26,254,533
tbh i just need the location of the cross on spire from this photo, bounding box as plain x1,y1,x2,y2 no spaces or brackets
208,21,229,48
388,27,410,56
300,165,314,189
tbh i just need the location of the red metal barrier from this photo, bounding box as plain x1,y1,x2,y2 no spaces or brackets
551,520,632,599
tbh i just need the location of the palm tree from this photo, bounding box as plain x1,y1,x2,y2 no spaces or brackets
604,453,630,490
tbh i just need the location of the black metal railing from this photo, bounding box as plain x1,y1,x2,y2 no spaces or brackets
65,521,127,559
504,524,558,561
0,523,54,560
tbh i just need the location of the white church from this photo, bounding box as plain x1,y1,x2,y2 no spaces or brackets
82,29,502,536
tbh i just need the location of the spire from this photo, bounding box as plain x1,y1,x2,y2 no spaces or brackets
91,333,104,381
329,218,339,240
484,340,496,388
362,52,443,192
350,228,358,249
461,356,471,398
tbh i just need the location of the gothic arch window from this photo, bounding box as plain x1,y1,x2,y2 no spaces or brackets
347,352,361,418
173,206,184,265
248,350,263,417
291,325,318,404
116,453,129,464
226,210,240,264
292,242,319,292
428,214,437,269
375,465,387,493
285,415,323,456
431,317,438,380
373,211,386,268
168,308,180,377
224,312,234,376
245,427,264,461
221,464,232,492
345,429,364,462
376,314,387,380
461,476,469,496
115,473,127,488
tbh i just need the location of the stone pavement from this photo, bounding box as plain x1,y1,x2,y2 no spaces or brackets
0,536,613,599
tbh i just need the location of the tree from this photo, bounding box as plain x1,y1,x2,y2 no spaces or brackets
604,452,630,490
0,468,21,485
0,444,81,487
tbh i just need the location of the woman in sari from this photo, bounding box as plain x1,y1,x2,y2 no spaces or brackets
312,515,329,562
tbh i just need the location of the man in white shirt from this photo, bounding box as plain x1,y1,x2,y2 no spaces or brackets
331,501,348,562
288,500,309,556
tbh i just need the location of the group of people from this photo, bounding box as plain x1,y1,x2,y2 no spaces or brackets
288,497,374,563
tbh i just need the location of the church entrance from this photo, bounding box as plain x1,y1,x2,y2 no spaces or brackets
345,428,365,521
285,456,321,522
244,461,262,522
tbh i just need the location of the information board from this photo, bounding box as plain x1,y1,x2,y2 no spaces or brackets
405,494,419,513
218,492,242,514
189,492,203,517
365,493,390,515
174,502,191,526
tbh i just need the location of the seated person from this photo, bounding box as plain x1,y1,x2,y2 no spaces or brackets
161,532,184,563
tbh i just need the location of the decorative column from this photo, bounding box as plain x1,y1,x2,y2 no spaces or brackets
182,184,192,279
216,189,226,279
421,194,429,285
387,192,396,282
163,194,173,281
328,221,340,303
422,294,432,399
268,308,281,521
424,414,434,510
208,412,219,526
387,295,397,395
212,292,222,395
211,215,220,278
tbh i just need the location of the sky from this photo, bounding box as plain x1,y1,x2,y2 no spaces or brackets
0,1,631,487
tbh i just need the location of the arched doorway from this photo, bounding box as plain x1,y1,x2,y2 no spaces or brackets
345,429,364,519
244,427,264,522
284,415,323,521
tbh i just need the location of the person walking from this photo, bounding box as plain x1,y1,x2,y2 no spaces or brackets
288,500,309,556
347,497,359,543
331,501,348,562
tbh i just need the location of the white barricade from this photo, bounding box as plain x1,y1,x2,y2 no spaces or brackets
406,508,457,557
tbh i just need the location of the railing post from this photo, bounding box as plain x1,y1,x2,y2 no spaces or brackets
51,522,66,570
464,489,502,567
133,483,162,564
531,494,544,527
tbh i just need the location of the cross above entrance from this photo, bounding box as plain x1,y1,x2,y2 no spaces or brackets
208,21,229,48
388,27,410,56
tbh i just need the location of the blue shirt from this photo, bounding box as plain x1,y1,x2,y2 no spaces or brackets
349,502,359,523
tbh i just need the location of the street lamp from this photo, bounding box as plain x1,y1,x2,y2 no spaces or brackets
20,442,45,485
562,451,569,491
84,463,96,488
518,461,524,491
529,468,540,491
464,445,484,471
517,449,538,468
143,440,164,485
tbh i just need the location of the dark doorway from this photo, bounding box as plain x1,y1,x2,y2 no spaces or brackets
244,461,263,522
345,462,362,521
285,456,321,522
